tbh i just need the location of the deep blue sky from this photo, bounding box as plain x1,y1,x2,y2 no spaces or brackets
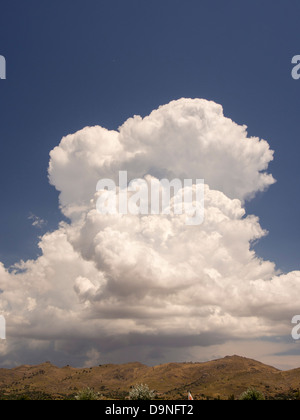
0,0,299,273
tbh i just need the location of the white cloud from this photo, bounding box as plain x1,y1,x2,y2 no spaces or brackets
0,98,299,369
49,98,275,219
28,213,47,229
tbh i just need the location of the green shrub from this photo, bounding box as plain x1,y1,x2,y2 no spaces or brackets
239,388,265,401
75,388,101,400
129,384,156,400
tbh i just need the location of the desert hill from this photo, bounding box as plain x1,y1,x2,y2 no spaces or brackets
0,355,300,400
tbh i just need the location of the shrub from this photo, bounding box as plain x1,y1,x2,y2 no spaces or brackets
239,388,265,401
75,388,101,400
129,384,156,400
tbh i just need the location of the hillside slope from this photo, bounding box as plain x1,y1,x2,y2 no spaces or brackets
0,355,299,400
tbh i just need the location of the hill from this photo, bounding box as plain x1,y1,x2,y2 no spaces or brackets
0,355,300,400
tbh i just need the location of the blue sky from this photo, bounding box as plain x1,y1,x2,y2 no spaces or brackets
0,0,299,273
1,0,300,369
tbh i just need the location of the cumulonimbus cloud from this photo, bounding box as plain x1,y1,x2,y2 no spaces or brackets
48,99,275,218
0,98,298,368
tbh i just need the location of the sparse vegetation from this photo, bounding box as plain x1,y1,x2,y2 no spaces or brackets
1,356,300,400
75,388,101,400
0,391,55,400
239,387,265,401
129,383,156,400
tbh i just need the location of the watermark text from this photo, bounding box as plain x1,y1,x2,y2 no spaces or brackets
292,55,300,80
96,172,205,226
292,315,300,340
0,55,6,80
0,315,5,340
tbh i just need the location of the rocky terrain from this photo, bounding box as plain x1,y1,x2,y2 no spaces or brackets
0,355,300,400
